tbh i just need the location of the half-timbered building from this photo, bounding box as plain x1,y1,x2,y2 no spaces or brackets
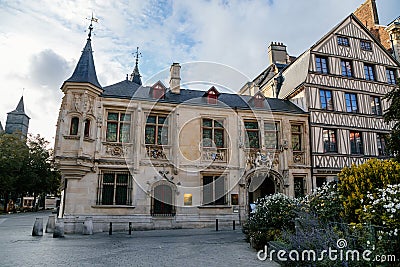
244,14,400,188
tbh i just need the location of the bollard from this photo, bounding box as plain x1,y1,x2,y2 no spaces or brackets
129,222,132,235
233,220,235,230
45,215,55,233
53,218,65,238
32,218,43,236
109,222,112,235
216,219,218,231
82,217,93,235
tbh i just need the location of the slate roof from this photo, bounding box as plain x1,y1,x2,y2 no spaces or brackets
65,39,102,89
102,80,305,114
8,96,30,118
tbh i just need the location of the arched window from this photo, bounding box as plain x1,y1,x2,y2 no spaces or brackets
84,119,90,138
70,117,79,135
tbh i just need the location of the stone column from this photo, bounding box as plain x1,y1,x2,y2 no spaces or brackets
53,218,65,238
32,218,43,236
45,215,55,233
82,217,93,235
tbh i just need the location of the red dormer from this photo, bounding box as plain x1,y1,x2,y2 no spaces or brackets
205,86,220,104
150,81,166,99
251,91,265,108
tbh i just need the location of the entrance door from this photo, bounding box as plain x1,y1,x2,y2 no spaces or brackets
152,184,175,216
248,175,275,205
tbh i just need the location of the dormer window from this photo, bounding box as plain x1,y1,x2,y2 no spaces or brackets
205,87,219,104
151,81,166,99
252,93,265,108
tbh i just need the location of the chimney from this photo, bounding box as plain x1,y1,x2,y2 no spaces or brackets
169,63,181,94
268,42,290,65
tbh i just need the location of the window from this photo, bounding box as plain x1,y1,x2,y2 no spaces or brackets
84,119,90,138
203,175,226,205
244,121,260,148
253,93,264,108
315,56,329,74
70,117,79,135
206,87,219,104
386,68,397,84
338,36,350,46
350,131,363,154
323,129,337,153
319,89,334,110
291,124,302,151
152,83,165,99
98,172,132,205
370,96,382,115
202,118,225,148
341,60,353,77
376,133,387,156
294,177,305,198
106,112,131,143
364,64,375,81
360,40,372,51
264,122,279,149
345,93,358,113
145,114,168,145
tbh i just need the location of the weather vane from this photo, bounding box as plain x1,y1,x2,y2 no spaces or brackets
86,12,99,40
133,47,142,67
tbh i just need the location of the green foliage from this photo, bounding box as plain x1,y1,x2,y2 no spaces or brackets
304,182,343,223
246,193,299,249
338,159,400,224
0,133,61,211
384,78,400,161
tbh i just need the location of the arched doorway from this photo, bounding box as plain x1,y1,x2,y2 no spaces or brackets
151,183,175,216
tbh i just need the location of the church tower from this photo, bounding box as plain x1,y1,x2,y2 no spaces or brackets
5,96,30,138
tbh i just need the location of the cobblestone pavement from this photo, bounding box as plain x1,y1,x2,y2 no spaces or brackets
0,211,279,267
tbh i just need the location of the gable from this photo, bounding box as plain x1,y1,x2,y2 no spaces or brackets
312,15,398,67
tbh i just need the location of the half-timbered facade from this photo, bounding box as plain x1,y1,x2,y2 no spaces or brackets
248,14,400,187
54,24,311,233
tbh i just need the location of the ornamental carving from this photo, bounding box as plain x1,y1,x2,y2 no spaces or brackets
72,92,94,115
146,145,167,160
202,148,227,162
105,144,127,157
293,151,305,164
246,150,279,169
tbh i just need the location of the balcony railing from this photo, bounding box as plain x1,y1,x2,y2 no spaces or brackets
202,148,228,162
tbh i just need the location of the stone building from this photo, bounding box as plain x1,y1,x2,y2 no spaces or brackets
54,23,311,232
0,96,30,138
241,12,400,187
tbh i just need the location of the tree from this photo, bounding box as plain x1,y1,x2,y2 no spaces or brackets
0,133,61,212
384,78,400,161
0,133,29,212
337,159,400,224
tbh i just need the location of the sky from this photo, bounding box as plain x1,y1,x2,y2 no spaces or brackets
0,0,399,146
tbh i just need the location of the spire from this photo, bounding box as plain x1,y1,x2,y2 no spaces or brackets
65,16,102,89
10,96,26,115
130,47,142,85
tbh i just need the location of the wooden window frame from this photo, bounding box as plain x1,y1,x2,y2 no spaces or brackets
202,175,227,206
291,124,302,151
264,121,279,149
364,63,376,81
341,59,353,77
244,120,260,149
97,172,133,206
386,68,397,84
106,112,131,143
345,93,358,113
315,56,329,74
145,113,169,145
202,118,225,148
323,128,338,153
350,131,363,155
337,36,350,47
319,89,334,110
370,96,382,115
360,40,372,51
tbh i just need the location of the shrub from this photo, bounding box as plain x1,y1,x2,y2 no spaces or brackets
338,159,400,224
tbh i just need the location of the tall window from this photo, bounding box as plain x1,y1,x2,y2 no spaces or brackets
376,133,387,156
360,40,372,51
106,112,131,143
319,89,333,110
145,114,168,145
99,172,132,205
315,56,329,74
202,118,225,148
386,68,397,84
338,36,350,46
323,129,337,153
291,124,302,151
345,93,358,113
294,177,305,198
244,121,260,148
364,64,375,81
264,122,279,149
370,96,382,115
84,119,90,138
203,175,226,205
350,131,363,154
341,60,353,77
70,117,79,135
